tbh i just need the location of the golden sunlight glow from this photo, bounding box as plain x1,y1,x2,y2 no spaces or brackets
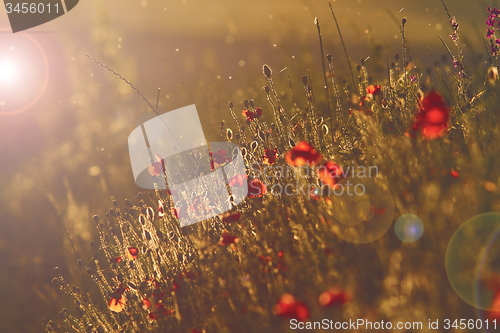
0,59,20,85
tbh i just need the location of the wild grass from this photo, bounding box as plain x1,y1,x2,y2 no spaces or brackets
43,2,500,332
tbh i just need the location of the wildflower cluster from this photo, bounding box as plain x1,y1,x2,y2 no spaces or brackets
486,7,500,56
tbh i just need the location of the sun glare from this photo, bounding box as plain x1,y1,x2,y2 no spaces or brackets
0,59,20,85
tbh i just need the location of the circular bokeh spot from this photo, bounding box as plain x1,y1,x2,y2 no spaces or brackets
445,212,500,311
394,214,424,243
325,177,395,244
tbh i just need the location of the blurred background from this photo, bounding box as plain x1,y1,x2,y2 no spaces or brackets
0,0,492,331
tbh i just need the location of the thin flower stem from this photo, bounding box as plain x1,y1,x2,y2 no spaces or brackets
328,1,356,90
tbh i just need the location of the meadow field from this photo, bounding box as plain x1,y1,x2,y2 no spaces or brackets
1,0,500,332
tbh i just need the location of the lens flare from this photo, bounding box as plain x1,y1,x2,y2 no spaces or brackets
445,212,500,311
324,177,395,244
0,30,49,115
394,214,424,243
0,59,20,85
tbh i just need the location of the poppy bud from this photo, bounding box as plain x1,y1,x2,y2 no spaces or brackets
263,64,272,78
93,215,99,223
258,130,266,141
322,124,329,135
146,207,154,220
488,66,498,85
112,200,118,207
229,101,234,109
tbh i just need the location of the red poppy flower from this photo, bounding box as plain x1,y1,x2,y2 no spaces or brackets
108,285,127,312
109,295,126,313
222,212,241,223
211,149,232,165
450,170,460,178
242,107,263,121
228,174,247,187
351,98,374,116
142,299,150,310
488,289,500,320
126,247,139,260
247,178,267,198
148,153,166,176
411,91,450,139
148,162,163,176
317,161,343,188
285,141,322,167
366,85,381,95
275,293,310,321
158,200,165,217
263,148,278,165
218,230,239,246
171,205,188,219
318,289,350,307
109,257,122,264
258,255,272,262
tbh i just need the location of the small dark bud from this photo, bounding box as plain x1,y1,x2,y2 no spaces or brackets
124,199,133,207
302,75,308,85
249,100,255,108
327,54,333,63
243,100,249,108
92,215,99,223
264,86,270,94
263,64,272,78
146,207,154,220
112,200,118,207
